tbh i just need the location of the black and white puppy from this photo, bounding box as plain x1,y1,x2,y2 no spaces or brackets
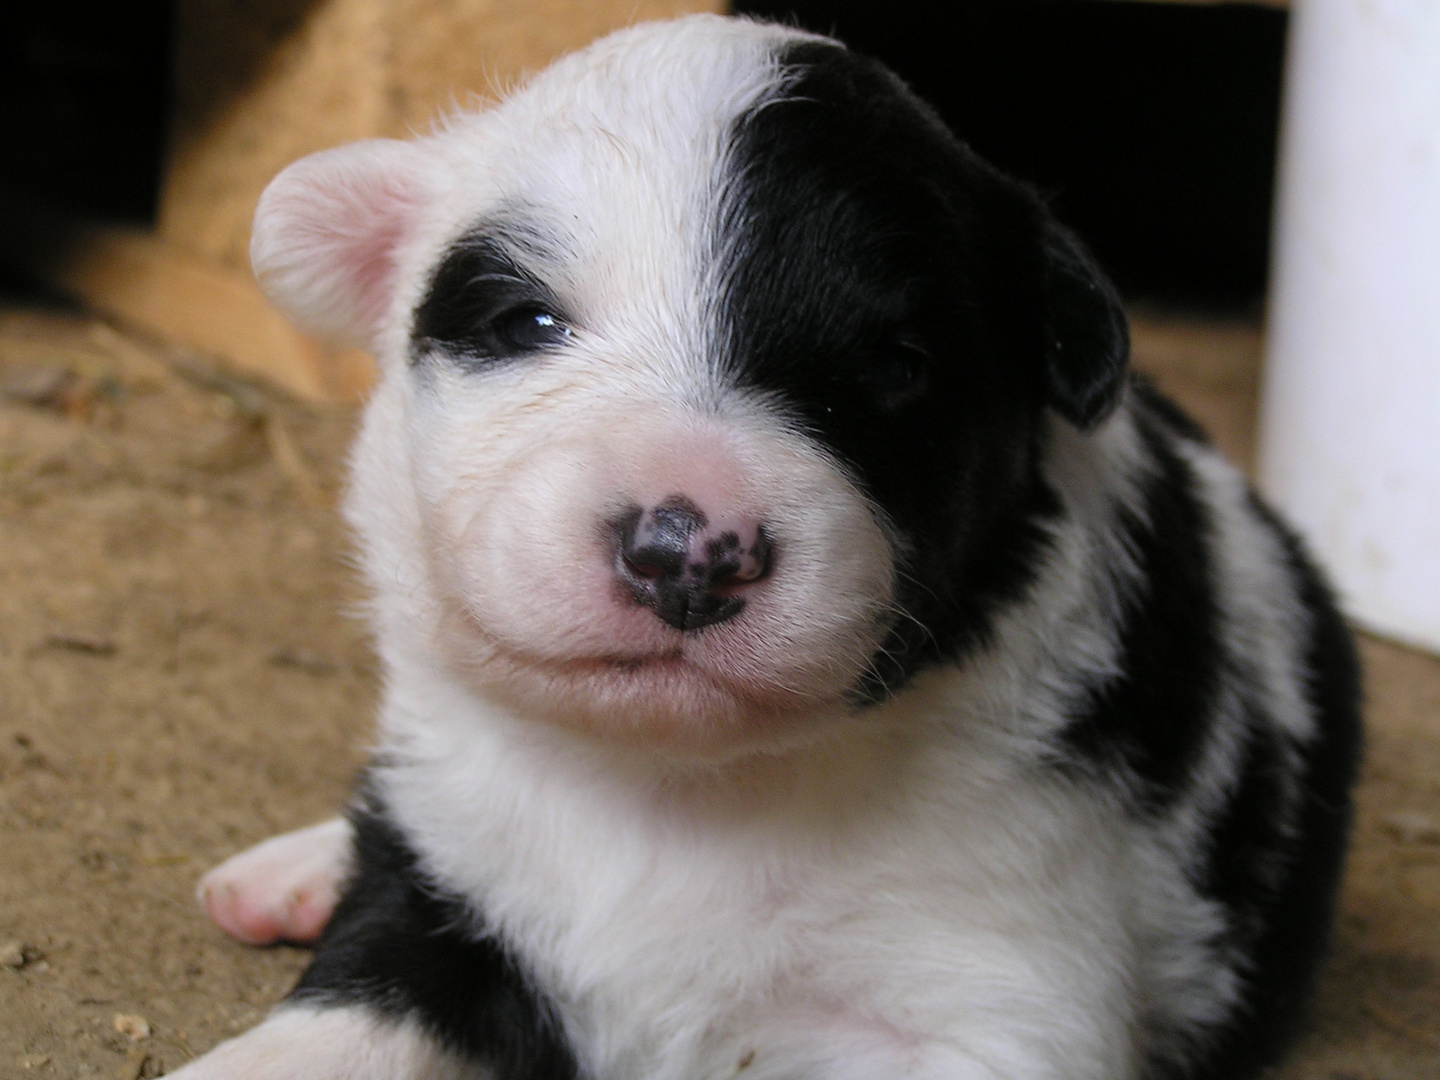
175,15,1361,1080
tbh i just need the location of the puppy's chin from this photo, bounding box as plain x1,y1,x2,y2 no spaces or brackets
437,603,862,760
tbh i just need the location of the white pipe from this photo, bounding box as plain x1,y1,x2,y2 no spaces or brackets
1259,0,1440,654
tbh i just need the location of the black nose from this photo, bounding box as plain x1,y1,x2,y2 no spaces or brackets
613,497,771,631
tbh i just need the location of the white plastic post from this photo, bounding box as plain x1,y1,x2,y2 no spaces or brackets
1259,0,1440,654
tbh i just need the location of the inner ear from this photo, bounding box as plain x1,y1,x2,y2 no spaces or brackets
251,139,435,351
1039,218,1130,429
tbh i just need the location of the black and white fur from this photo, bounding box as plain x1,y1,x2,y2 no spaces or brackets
174,16,1361,1080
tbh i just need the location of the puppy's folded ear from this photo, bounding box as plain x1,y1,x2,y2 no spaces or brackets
1038,218,1129,429
251,139,435,352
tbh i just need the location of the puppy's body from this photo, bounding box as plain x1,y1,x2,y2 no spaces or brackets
174,16,1360,1080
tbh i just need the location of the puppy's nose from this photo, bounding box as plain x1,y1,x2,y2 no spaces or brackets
613,497,771,631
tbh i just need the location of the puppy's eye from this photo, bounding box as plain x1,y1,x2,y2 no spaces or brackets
492,307,572,353
868,341,931,409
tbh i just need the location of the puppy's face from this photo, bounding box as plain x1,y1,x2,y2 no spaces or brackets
252,16,1127,755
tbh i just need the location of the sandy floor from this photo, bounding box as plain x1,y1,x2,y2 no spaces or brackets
1,300,1438,1078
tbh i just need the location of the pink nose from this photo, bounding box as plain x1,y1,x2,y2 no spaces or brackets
613,497,771,631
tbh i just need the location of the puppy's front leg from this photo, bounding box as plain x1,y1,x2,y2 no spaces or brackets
164,1003,478,1080
198,817,352,945
183,795,579,1079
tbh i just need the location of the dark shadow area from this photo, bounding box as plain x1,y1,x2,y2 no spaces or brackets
732,0,1288,310
0,3,174,224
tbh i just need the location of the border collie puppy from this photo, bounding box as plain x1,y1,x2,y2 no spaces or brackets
173,15,1360,1080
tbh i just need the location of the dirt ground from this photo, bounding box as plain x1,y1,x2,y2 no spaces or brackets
1,297,1438,1079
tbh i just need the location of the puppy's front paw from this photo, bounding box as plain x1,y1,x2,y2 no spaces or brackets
198,818,352,945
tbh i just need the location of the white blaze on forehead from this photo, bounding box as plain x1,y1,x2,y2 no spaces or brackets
409,16,804,395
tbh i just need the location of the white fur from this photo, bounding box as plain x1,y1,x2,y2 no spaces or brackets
163,1003,477,1080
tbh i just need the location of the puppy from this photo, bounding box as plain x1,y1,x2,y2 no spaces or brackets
174,15,1361,1080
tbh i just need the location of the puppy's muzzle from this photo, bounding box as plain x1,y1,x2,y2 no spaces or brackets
613,497,771,631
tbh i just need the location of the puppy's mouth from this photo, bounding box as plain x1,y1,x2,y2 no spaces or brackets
460,609,816,704
597,650,685,672
445,601,752,689
546,647,760,695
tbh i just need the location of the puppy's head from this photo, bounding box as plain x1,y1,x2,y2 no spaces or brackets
252,15,1128,756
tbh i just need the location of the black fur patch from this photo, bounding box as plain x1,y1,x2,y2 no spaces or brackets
1178,503,1362,1080
1061,379,1221,807
1038,215,1130,429
720,40,1104,693
290,788,578,1079
411,230,572,369
1052,390,1361,1079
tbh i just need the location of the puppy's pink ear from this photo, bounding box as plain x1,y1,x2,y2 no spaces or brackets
251,139,434,351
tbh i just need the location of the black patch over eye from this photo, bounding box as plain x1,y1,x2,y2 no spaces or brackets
411,236,573,368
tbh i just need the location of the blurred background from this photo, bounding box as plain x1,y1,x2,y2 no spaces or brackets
0,0,1286,308
2,2,1438,1077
